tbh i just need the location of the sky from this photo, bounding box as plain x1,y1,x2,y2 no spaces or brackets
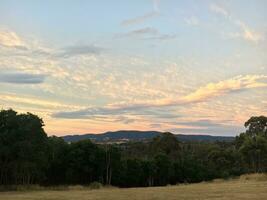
0,0,266,136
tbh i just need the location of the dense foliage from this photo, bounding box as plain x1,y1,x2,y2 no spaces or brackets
0,109,267,187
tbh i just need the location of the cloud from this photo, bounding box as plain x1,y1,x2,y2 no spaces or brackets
116,27,158,38
121,0,160,26
52,74,267,119
117,0,174,41
173,119,227,128
185,16,199,26
0,30,26,49
182,75,267,103
209,3,264,43
115,27,176,41
150,123,162,128
52,104,149,119
224,22,264,43
52,108,92,119
0,29,102,58
0,93,83,110
153,0,160,12
167,125,241,136
234,21,264,43
114,116,136,124
0,29,56,59
155,119,242,135
210,4,229,18
121,11,160,26
57,44,103,58
0,71,46,84
144,34,176,41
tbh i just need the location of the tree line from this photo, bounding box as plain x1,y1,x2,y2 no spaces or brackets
0,109,267,187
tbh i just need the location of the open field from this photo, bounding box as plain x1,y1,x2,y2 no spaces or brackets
0,174,267,200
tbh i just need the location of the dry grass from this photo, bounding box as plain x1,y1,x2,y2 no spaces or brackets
239,173,267,182
0,174,266,200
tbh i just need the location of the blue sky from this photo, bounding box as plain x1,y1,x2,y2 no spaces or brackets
0,0,266,136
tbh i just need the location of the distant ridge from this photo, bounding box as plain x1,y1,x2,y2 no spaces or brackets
61,130,234,143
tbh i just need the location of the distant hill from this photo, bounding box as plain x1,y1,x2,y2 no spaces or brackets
61,130,234,143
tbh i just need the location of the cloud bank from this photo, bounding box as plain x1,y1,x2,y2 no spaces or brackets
52,75,267,119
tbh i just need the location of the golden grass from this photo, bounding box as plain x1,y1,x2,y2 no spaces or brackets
0,174,266,200
239,173,267,182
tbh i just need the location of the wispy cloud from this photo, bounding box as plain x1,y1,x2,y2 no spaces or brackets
0,71,46,84
121,0,160,26
121,11,159,26
52,104,149,119
184,16,199,26
182,75,267,103
209,3,264,43
164,119,242,135
114,116,136,124
233,20,264,43
57,44,104,58
0,30,27,50
167,125,241,136
172,119,231,128
115,27,176,41
0,93,82,110
210,3,229,18
118,1,174,41
52,75,267,119
150,123,162,128
144,34,176,41
0,29,104,59
116,27,159,38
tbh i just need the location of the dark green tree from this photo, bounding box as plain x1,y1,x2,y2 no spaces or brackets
65,140,106,184
0,109,48,185
244,116,267,137
236,116,267,173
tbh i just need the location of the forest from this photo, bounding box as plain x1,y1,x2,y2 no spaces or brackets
0,109,267,187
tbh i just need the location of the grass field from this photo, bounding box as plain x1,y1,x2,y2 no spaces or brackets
0,174,267,200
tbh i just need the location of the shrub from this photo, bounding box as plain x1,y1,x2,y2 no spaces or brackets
89,182,103,189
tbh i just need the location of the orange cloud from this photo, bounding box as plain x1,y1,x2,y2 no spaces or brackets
52,74,267,119
182,75,267,103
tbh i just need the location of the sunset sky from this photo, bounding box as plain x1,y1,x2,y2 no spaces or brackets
0,0,266,136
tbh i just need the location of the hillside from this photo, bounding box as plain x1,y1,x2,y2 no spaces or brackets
62,130,234,143
1,174,266,200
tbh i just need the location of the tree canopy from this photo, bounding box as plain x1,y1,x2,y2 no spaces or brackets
0,109,267,187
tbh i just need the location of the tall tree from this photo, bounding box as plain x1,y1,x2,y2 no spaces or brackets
244,116,267,137
236,116,267,173
0,109,48,185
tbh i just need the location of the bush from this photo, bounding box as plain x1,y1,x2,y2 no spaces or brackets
89,182,103,189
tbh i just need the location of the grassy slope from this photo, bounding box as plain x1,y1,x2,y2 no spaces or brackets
1,174,267,200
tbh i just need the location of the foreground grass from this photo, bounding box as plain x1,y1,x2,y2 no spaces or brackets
1,174,267,200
